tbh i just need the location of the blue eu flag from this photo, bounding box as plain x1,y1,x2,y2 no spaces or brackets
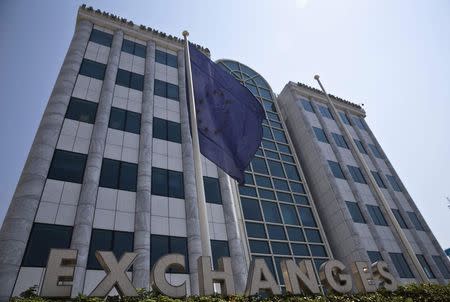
188,44,265,184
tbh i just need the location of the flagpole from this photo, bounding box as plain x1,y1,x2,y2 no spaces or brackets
313,75,429,282
182,31,212,259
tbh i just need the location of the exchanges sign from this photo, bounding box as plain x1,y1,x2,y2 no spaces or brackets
39,249,398,298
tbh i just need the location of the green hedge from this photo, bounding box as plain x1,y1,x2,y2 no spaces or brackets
12,283,450,302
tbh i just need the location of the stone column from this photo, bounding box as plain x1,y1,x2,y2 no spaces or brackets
177,50,202,295
70,30,123,297
133,40,155,289
218,169,248,294
0,20,92,301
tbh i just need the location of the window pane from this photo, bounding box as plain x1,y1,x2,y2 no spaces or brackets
125,111,141,134
65,97,97,124
109,107,126,131
265,150,279,160
255,175,272,188
166,53,178,68
301,99,314,113
277,144,291,154
112,231,134,270
121,39,135,54
277,192,293,203
262,140,277,151
204,177,222,204
134,43,146,58
87,229,113,270
241,198,262,221
261,201,282,223
416,254,435,279
99,159,121,190
119,162,137,191
313,127,328,143
251,158,268,174
153,117,167,140
369,144,383,159
151,167,168,196
392,209,408,229
267,225,286,240
245,222,266,238
155,50,167,65
22,223,72,267
170,237,189,273
262,125,273,139
291,243,309,256
167,121,181,143
130,73,144,91
280,204,299,225
89,29,113,47
268,160,285,178
79,59,106,80
150,234,169,269
332,133,348,149
386,174,402,192
167,83,179,101
408,212,425,231
354,139,367,154
271,242,290,255
116,69,131,87
281,154,294,163
298,207,317,227
389,253,414,278
294,194,309,205
154,79,167,98
367,251,383,263
310,245,327,257
290,182,305,194
305,229,322,243
168,170,184,198
259,188,275,200
273,129,287,143
273,178,288,191
328,160,345,179
239,186,257,197
371,171,386,188
345,201,366,223
249,240,270,254
284,164,300,181
433,255,450,279
287,227,305,242
348,165,367,184
339,112,351,125
318,105,333,119
211,240,230,269
367,205,388,226
48,150,87,183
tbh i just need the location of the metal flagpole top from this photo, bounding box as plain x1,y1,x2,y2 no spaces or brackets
314,74,320,80
182,30,189,38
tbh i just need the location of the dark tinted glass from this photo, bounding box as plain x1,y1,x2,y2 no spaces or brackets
339,112,351,125
386,175,402,192
48,150,87,183
251,158,268,174
87,229,112,269
211,240,230,269
291,243,309,256
168,170,184,198
328,160,345,179
65,97,97,123
389,253,414,278
433,255,450,279
255,175,272,188
134,43,146,58
369,144,383,159
153,117,167,140
79,59,106,80
265,150,279,160
150,235,169,270
151,167,168,196
332,133,348,149
367,205,388,226
271,242,290,255
241,198,262,221
170,237,188,273
287,227,305,242
166,53,178,68
273,179,288,191
121,39,135,54
155,50,166,64
277,192,292,203
22,223,72,267
239,186,257,197
130,73,144,91
261,201,281,223
109,107,126,130
99,158,120,189
249,240,270,254
280,204,299,225
113,231,134,267
348,165,366,184
167,120,181,143
154,79,167,98
167,83,179,101
246,222,266,238
125,111,141,134
354,139,367,154
301,99,314,112
290,182,305,194
204,177,222,204
367,251,383,263
259,188,275,200
310,245,327,257
116,69,131,87
408,212,425,231
262,140,277,151
119,162,138,191
281,154,294,163
278,144,291,153
273,129,287,143
284,164,300,181
416,254,435,279
371,171,386,188
268,160,285,178
89,29,113,47
244,173,254,185
267,225,286,240
318,105,333,119
262,126,273,139
294,194,309,205
305,229,322,243
353,116,366,130
298,207,317,227
345,201,366,223
392,209,408,229
313,127,328,143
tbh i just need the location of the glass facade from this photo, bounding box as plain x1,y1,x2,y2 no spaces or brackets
217,60,330,286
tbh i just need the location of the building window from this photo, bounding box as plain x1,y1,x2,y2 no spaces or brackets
280,204,300,225
298,206,317,227
273,129,287,143
369,144,383,159
284,164,300,181
267,225,286,240
366,205,388,226
261,201,282,223
345,201,366,223
116,69,144,91
109,107,141,134
154,79,179,101
251,157,268,174
386,174,402,192
407,212,425,231
371,171,386,188
89,29,113,47
150,235,188,273
354,139,367,154
87,229,134,270
416,254,436,279
392,209,408,229
352,116,366,130
313,127,328,143
249,240,270,254
328,160,346,179
153,117,181,143
367,251,383,263
48,150,87,183
332,133,348,149
287,227,305,242
210,240,230,269
79,59,106,80
262,125,273,139
22,223,72,267
305,229,322,243
255,175,272,188
339,112,351,125
151,167,184,199
99,159,138,191
301,99,314,113
432,255,450,279
389,253,414,278
318,105,333,119
241,198,262,221
65,97,98,124
347,165,367,184
246,222,266,238
155,49,178,68
122,39,146,58
267,160,285,178
203,177,222,204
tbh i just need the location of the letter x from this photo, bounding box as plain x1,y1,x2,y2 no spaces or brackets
90,251,138,297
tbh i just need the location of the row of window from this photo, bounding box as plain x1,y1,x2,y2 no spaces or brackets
116,69,144,91
153,117,181,143
109,107,141,134
245,222,322,243
22,223,232,273
122,39,146,58
262,125,288,144
328,160,402,191
248,240,326,258
250,157,299,181
346,200,426,230
155,49,178,68
313,126,383,159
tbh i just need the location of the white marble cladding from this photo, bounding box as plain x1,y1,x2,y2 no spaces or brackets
104,128,139,163
112,85,143,113
93,188,136,232
155,46,178,85
152,138,182,171
207,203,227,240
12,267,45,297
154,96,180,123
35,179,81,226
201,155,219,178
72,75,103,103
119,35,145,75
150,195,187,237
85,41,110,64
57,119,93,154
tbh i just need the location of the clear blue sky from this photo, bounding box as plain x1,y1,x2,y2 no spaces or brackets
1,0,449,248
